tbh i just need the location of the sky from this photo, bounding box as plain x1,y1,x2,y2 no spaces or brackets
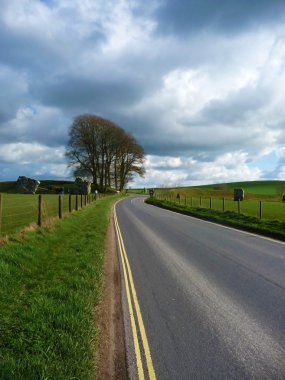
1,0,285,188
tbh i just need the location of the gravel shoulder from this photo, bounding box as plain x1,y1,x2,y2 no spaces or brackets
96,210,128,379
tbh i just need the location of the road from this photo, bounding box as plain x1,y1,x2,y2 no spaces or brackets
115,196,285,380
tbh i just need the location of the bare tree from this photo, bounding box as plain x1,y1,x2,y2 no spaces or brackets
66,114,145,191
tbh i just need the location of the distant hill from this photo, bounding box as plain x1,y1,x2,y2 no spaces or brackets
0,180,75,193
195,180,285,196
154,180,285,201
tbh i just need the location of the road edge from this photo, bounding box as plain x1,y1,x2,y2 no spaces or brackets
96,207,128,379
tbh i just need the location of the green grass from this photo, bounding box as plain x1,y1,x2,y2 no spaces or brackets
1,194,96,236
180,196,285,221
154,180,285,200
146,197,285,241
158,194,285,222
0,195,120,379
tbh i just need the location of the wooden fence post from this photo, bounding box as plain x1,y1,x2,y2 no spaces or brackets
59,195,62,219
0,194,2,235
69,194,72,213
259,201,262,220
38,194,42,227
76,195,78,211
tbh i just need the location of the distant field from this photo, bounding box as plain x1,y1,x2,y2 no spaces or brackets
197,180,285,196
154,180,285,201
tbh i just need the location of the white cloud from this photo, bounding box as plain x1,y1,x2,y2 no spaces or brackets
0,142,65,164
138,152,262,188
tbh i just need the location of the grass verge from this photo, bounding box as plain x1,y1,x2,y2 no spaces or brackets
146,197,285,241
0,195,120,380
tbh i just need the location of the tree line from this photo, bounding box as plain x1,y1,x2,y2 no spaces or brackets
66,114,145,192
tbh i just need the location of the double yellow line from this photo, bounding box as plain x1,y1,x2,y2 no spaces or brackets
114,204,157,380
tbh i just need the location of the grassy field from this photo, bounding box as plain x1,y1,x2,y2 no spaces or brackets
146,197,285,241
0,194,97,236
0,194,120,379
196,180,285,196
170,196,285,221
146,180,285,201
148,180,285,223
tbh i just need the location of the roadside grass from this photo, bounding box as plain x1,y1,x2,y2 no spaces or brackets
146,197,285,241
0,195,120,380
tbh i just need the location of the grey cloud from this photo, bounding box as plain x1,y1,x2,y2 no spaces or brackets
33,74,156,115
195,86,269,125
155,0,285,36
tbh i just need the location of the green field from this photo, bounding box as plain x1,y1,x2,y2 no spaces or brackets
0,193,96,236
152,180,285,222
1,180,285,235
196,180,285,196
0,194,120,379
147,197,285,241
153,180,285,200
176,196,285,221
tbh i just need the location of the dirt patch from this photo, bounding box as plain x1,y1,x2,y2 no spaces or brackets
96,210,128,379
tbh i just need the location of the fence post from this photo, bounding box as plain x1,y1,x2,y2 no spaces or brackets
223,197,225,212
69,194,72,213
259,201,262,220
238,199,241,214
76,195,78,211
38,194,42,227
0,194,2,235
81,195,83,208
59,195,62,219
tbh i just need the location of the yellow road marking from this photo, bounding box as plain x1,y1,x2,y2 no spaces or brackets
114,212,145,379
114,204,157,380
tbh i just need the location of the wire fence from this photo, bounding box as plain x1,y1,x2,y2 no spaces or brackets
154,193,285,222
0,193,102,236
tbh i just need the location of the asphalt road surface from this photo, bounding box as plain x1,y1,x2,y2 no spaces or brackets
115,196,285,380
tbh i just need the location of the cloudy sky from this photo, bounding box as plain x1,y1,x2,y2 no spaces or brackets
1,0,285,187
